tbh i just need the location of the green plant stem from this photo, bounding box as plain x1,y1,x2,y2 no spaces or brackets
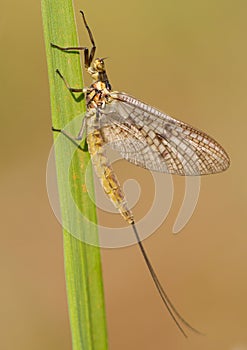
41,1,108,349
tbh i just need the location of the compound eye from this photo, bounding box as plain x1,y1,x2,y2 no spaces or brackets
98,61,104,71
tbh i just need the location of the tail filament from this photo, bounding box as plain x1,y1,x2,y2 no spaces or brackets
131,222,203,338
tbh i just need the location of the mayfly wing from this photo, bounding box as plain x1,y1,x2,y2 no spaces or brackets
98,92,230,176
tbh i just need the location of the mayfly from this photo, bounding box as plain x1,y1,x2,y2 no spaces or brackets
51,11,230,338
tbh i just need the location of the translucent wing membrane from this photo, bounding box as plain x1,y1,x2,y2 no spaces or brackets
95,92,230,176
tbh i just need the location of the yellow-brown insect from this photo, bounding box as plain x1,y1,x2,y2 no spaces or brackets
51,10,230,338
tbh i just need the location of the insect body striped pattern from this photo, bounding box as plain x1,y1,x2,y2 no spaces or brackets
51,10,230,338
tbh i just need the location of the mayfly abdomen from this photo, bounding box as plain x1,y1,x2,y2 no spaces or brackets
87,130,134,224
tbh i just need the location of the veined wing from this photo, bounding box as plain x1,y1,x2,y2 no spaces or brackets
98,92,230,175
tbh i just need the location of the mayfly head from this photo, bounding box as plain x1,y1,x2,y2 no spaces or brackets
93,58,106,72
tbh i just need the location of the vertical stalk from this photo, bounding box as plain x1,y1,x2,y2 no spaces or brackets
42,1,108,349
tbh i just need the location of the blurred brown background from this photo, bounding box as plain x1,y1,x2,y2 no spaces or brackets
1,0,246,349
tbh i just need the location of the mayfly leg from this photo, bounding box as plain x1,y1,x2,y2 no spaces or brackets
52,116,87,150
52,67,87,141
80,10,96,67
51,11,96,69
52,127,85,151
55,69,84,93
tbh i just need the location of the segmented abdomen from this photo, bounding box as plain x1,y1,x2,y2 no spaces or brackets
87,130,134,224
